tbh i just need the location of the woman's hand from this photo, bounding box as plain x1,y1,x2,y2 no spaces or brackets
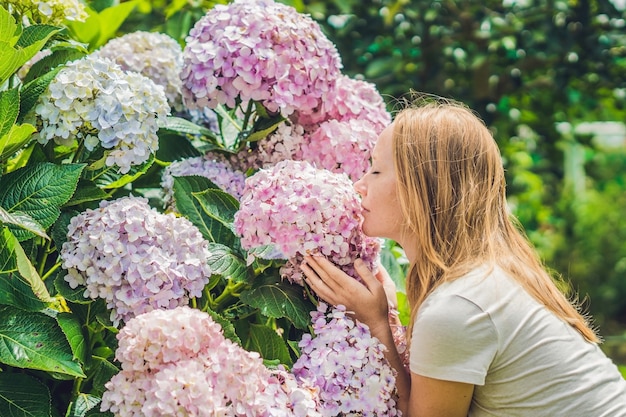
301,255,390,334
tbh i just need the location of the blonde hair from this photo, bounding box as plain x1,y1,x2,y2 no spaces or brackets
393,96,598,343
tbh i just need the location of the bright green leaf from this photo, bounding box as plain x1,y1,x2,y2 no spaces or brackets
240,275,314,329
207,243,248,283
0,162,85,241
244,323,292,366
0,87,19,138
0,305,86,377
56,312,87,364
0,123,37,160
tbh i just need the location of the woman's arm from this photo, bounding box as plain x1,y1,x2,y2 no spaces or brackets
301,255,412,414
409,373,474,417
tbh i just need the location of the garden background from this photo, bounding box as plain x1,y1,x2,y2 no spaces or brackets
1,0,625,416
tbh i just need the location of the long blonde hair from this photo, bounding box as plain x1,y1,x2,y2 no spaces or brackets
393,97,598,343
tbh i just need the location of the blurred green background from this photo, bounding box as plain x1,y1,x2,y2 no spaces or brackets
119,0,626,367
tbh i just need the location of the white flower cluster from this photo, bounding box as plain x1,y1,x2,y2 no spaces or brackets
34,55,170,174
94,31,184,111
61,196,211,326
5,0,88,25
101,306,321,416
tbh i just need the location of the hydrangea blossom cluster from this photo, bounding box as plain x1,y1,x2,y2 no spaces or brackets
234,160,380,285
293,303,400,417
294,75,392,133
161,153,247,208
302,119,380,182
180,0,342,117
60,196,211,326
5,0,87,25
33,55,170,174
94,31,184,111
101,306,321,417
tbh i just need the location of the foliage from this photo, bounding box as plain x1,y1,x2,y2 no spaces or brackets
0,1,403,416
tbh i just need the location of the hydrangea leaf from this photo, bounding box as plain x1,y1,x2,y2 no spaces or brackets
0,373,51,417
156,132,202,163
63,180,110,207
0,87,18,138
0,227,47,311
89,356,120,397
84,153,154,190
158,116,218,140
0,162,85,241
0,207,48,240
67,393,100,417
18,66,62,122
54,272,91,305
0,123,36,161
240,275,314,329
0,305,86,377
206,243,248,283
206,308,241,346
173,176,239,248
56,312,87,364
22,46,85,84
243,323,292,366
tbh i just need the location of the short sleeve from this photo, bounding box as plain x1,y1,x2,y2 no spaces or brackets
409,293,498,385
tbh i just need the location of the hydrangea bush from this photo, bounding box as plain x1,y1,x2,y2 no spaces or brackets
0,1,403,416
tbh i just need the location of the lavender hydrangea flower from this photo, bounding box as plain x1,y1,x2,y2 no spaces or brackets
294,75,392,133
5,0,87,25
60,196,211,326
161,153,247,209
101,306,321,417
233,160,380,285
293,303,400,417
180,0,342,117
94,31,184,111
33,55,170,174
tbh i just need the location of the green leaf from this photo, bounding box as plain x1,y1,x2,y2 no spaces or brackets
22,46,85,84
83,153,154,189
64,180,110,207
193,187,239,227
56,312,87,364
156,132,202,163
0,305,86,377
94,1,138,48
159,116,218,139
172,176,239,246
54,272,91,305
0,5,19,45
0,162,85,241
240,275,313,329
67,394,100,417
13,233,54,303
89,356,119,397
0,373,51,417
15,25,59,48
0,227,49,310
0,123,36,160
18,65,62,122
0,207,49,240
206,309,241,346
244,323,292,366
207,243,248,283
0,87,19,139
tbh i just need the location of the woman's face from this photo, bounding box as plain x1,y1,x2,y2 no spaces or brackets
354,124,404,242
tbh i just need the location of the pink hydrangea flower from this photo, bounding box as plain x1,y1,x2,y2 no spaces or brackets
293,303,400,416
180,0,342,117
233,160,380,285
60,196,211,326
101,306,321,417
293,74,392,133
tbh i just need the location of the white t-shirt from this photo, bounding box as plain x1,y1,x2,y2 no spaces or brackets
410,266,626,416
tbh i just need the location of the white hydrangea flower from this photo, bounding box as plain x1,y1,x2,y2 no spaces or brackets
94,31,184,111
33,55,170,174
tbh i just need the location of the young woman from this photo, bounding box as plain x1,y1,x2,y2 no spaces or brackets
301,97,626,416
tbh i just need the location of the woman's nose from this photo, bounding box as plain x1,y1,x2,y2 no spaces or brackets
353,177,366,196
